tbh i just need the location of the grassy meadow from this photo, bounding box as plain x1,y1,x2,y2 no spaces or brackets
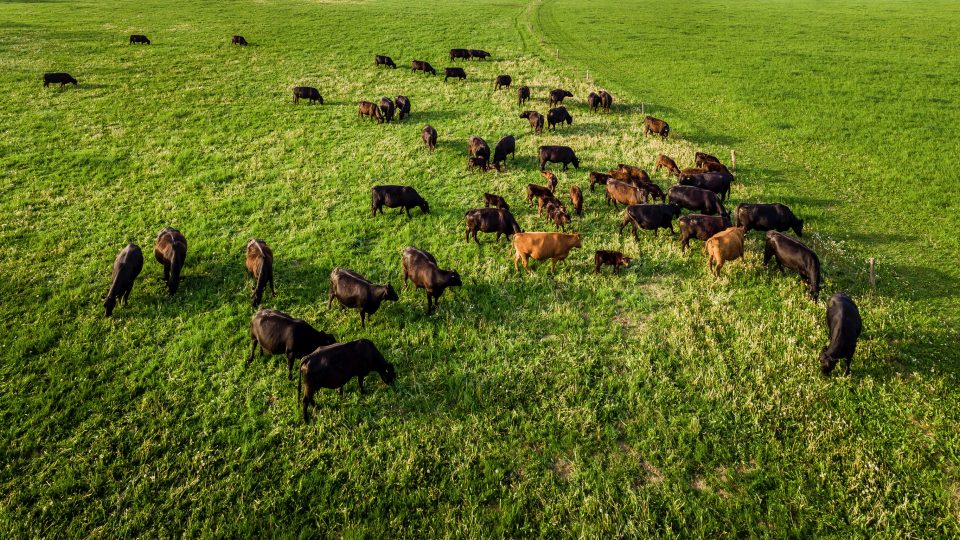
1,0,958,536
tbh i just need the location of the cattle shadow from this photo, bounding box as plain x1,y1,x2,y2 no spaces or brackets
870,262,959,302
687,130,742,147
415,110,462,123
75,84,111,90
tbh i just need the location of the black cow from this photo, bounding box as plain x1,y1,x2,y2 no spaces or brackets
465,208,523,243
411,60,436,75
248,308,336,379
549,88,573,107
539,145,579,171
444,67,466,82
469,49,491,60
129,34,150,45
678,214,731,252
595,250,632,275
587,92,601,112
379,96,395,123
520,111,544,134
375,54,397,68
395,95,411,119
293,86,323,105
679,171,734,201
104,244,143,317
619,204,682,239
667,185,727,216
588,171,613,192
468,136,491,161
820,293,862,376
494,75,512,90
422,125,437,151
298,339,396,422
735,203,804,237
371,185,429,217
763,231,822,301
232,35,248,46
401,246,462,314
518,85,531,106
547,107,573,130
43,72,78,87
599,90,613,112
450,48,471,61
492,135,515,168
328,268,399,328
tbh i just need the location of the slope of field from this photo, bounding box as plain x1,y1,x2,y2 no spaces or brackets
1,0,958,536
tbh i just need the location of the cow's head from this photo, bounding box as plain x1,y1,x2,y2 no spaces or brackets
819,347,837,375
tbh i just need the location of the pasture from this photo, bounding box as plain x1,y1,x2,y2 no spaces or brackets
1,0,958,536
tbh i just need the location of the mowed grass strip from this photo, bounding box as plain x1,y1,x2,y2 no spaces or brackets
0,0,958,536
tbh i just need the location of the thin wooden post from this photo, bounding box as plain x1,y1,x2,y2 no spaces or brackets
868,258,876,289
730,150,737,171
641,102,645,116
556,48,560,59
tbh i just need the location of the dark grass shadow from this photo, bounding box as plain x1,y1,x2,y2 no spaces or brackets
687,129,741,147
74,84,111,90
415,110,462,123
872,262,959,301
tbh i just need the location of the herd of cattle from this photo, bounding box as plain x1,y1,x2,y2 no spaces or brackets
55,37,863,422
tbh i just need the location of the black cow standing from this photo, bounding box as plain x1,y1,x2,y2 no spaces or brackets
819,293,863,376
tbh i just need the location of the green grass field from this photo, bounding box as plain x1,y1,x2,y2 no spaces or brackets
2,0,958,536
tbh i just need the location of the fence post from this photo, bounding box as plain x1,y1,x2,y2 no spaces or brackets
641,102,645,116
731,150,737,171
868,258,876,289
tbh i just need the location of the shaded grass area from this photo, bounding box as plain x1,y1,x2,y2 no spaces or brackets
0,0,958,536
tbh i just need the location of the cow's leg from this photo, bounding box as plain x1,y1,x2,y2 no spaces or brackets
163,262,170,283
247,337,258,365
360,311,366,328
302,389,313,423
357,375,365,394
286,352,295,380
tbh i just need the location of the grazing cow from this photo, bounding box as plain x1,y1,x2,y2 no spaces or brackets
401,246,462,314
411,60,436,75
328,267,398,328
616,164,651,185
587,92,602,112
547,107,573,130
465,208,522,243
681,167,708,176
619,204,681,239
764,231,822,301
539,145,579,171
549,88,573,107
293,86,323,105
154,227,186,295
298,339,395,422
249,308,336,379
643,115,669,138
680,171,734,201
371,185,429,217
520,110,544,134
512,232,582,273
467,156,498,172
494,74,512,90
379,96,396,123
492,135,515,168
483,192,509,210
375,54,396,68
588,171,614,192
450,48,471,61
735,203,804,236
695,152,721,167
104,244,143,317
422,124,437,151
569,184,583,216
544,200,571,231
641,181,666,203
358,101,383,122
678,214,731,252
468,135,491,162
606,180,647,207
469,49,491,60
704,227,746,277
527,183,555,207
43,72,77,87
518,85,531,106
540,170,559,192
245,238,275,308
232,35,248,46
703,161,731,173
654,154,681,178
395,95,411,119
599,90,613,112
444,67,466,82
594,250,631,275
129,34,150,45
820,293,862,376
668,185,727,216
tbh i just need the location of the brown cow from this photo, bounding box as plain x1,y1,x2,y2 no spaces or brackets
606,180,646,207
695,152,721,167
245,238,275,307
588,171,613,191
598,90,613,112
594,250,631,275
540,170,559,192
483,192,509,210
468,136,491,161
654,154,681,177
401,246,461,314
544,200,571,231
569,185,583,216
643,116,669,138
358,101,383,123
154,227,187,295
704,227,746,277
617,164,651,184
520,111,544,134
512,232,582,273
526,184,554,207
518,86,531,106
681,167,708,176
422,125,437,151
